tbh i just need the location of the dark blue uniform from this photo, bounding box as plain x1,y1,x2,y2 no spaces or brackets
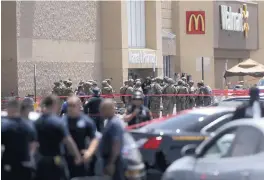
1,117,37,180
63,113,97,178
100,116,125,180
34,114,70,180
84,96,103,132
126,104,151,126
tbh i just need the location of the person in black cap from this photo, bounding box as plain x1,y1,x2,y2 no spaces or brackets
84,87,104,132
232,87,264,120
123,91,152,127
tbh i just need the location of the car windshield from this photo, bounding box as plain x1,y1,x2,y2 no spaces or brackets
258,79,264,86
140,113,210,132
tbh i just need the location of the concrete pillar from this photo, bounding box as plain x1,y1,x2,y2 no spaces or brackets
1,1,18,96
145,1,163,77
100,1,128,92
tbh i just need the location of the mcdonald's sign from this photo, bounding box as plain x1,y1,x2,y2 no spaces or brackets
186,11,205,34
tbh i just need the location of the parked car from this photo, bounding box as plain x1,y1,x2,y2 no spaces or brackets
130,107,236,178
162,119,264,180
213,96,264,106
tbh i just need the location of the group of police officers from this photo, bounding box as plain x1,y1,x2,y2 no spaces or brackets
52,76,212,120
119,76,212,118
2,93,126,180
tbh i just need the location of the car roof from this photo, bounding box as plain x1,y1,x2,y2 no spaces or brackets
225,96,264,100
217,118,264,134
189,107,235,116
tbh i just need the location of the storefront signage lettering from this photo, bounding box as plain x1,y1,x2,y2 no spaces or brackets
129,50,156,64
220,4,249,37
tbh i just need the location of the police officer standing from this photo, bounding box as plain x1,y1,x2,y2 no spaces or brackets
99,99,125,180
84,87,104,132
63,95,100,178
123,91,152,127
232,87,264,120
34,95,82,180
2,99,38,180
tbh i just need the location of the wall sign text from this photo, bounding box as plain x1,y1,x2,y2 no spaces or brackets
129,50,156,64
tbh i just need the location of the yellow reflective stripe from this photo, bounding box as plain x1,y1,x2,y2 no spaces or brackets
172,136,207,141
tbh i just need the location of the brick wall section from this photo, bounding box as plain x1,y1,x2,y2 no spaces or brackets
16,1,102,96
161,0,172,32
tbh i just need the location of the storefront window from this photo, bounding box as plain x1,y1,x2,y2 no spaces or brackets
127,0,146,48
163,56,171,77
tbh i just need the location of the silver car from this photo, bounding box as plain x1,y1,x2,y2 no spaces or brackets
162,119,264,180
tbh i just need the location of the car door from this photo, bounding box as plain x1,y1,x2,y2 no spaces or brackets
193,125,263,180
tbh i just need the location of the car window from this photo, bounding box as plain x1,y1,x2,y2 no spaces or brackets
201,128,238,159
230,126,263,157
205,114,234,132
140,113,209,132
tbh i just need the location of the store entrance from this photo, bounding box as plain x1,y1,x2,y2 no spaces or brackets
128,68,157,80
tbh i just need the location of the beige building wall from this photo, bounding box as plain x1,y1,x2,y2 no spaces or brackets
1,1,18,97
2,1,264,97
250,1,264,85
173,1,215,87
162,0,172,33
16,1,102,96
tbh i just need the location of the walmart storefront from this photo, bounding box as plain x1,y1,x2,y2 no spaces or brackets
213,1,259,89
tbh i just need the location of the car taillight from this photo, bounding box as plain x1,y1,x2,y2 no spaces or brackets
143,137,162,149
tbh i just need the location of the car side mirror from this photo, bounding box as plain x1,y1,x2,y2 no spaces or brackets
181,144,197,157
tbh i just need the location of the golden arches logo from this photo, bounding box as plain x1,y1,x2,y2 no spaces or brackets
188,14,205,32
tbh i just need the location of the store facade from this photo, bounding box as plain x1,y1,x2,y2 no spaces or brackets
213,1,259,89
2,1,264,96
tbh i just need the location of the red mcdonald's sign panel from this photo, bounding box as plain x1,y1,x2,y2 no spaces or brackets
186,11,205,34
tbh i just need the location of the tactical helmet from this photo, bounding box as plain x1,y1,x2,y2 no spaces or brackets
84,82,92,87
181,77,187,81
92,87,101,96
177,80,183,85
135,81,141,86
102,81,107,85
199,81,204,86
54,81,60,86
156,77,163,82
132,91,144,100
168,78,175,84
92,81,97,86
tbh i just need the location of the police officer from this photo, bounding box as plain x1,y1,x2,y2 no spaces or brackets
99,99,125,180
123,91,152,127
232,87,264,120
84,87,104,132
20,97,34,119
2,99,38,180
34,95,82,180
63,95,100,178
